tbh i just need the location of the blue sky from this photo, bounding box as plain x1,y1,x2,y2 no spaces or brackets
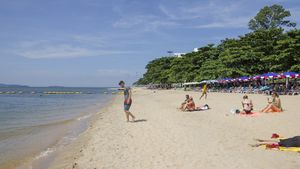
1,0,299,87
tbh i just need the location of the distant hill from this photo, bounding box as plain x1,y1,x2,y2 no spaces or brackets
0,83,29,87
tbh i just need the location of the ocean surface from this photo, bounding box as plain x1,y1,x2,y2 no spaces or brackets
0,87,115,169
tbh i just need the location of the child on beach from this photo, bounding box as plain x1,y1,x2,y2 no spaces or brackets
261,92,283,113
119,80,135,122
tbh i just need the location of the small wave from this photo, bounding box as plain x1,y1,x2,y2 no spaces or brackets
34,147,56,160
77,114,92,121
0,118,77,141
107,88,118,91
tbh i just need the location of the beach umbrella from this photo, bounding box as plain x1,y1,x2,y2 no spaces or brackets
199,80,208,84
218,79,225,84
252,74,261,80
260,72,281,79
208,80,219,84
281,72,298,78
237,76,250,82
218,78,229,83
224,78,234,83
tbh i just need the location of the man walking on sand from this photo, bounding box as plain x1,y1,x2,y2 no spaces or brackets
119,80,135,122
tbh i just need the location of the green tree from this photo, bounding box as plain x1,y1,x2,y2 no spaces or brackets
136,4,300,85
272,29,300,72
248,4,296,31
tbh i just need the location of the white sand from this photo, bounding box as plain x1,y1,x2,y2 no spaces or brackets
49,88,300,169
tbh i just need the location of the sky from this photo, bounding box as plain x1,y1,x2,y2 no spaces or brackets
0,0,299,87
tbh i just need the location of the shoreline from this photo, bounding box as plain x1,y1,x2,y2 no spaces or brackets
48,89,300,169
0,93,115,169
47,96,118,169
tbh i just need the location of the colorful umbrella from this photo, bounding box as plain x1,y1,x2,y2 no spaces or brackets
260,72,282,79
281,72,298,78
252,75,261,80
237,76,250,82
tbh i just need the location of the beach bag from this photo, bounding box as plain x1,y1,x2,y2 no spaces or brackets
202,104,209,110
230,108,240,114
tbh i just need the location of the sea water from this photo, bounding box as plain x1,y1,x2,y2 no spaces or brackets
0,87,115,169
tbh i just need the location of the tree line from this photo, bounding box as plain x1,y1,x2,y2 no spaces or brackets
136,4,300,85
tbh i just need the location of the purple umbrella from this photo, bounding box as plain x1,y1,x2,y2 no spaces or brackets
224,78,234,82
237,76,250,82
281,72,298,78
260,72,282,79
218,78,233,83
252,75,261,80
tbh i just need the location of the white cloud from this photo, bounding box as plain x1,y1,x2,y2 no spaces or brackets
12,31,144,59
18,45,135,59
113,15,178,31
112,1,252,32
97,69,136,77
158,1,253,29
193,16,250,29
71,35,105,47
20,45,94,59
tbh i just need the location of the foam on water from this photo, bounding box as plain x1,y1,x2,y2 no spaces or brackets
34,148,56,160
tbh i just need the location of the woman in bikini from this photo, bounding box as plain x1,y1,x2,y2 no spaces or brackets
241,95,253,114
184,97,196,111
261,92,283,113
180,95,190,110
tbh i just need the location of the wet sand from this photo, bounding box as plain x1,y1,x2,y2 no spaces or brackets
49,88,300,169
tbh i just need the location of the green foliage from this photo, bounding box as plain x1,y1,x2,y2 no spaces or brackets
136,4,300,85
248,4,296,31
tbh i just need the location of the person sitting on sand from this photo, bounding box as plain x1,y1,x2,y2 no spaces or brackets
261,92,282,113
251,136,300,148
184,97,196,111
180,95,190,110
241,95,253,114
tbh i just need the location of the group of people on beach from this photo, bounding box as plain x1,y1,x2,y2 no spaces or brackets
241,92,282,114
178,84,283,114
118,80,299,151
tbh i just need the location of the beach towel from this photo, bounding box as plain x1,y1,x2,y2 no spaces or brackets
260,145,300,152
230,109,259,116
189,104,210,112
259,134,300,152
239,112,260,117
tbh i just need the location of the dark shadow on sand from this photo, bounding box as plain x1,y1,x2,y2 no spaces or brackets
133,119,147,123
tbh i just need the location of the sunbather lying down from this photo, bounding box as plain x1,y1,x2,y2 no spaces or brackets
184,104,210,112
250,134,300,152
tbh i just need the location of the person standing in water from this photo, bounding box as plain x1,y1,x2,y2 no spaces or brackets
119,80,135,122
200,83,208,100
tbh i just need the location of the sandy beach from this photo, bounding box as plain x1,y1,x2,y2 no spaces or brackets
49,88,300,169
